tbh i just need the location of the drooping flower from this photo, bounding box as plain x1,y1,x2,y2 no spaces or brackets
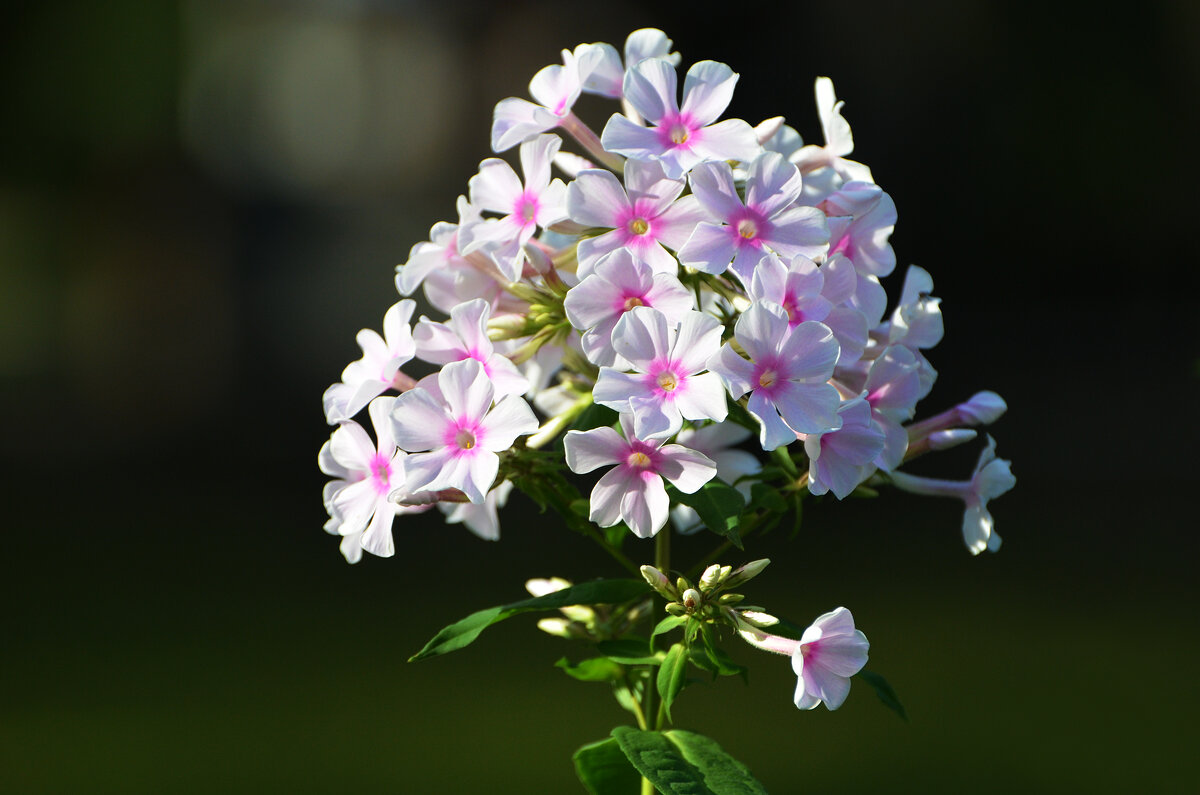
600,57,759,179
737,606,869,711
678,153,829,283
887,435,1016,554
323,300,418,424
593,307,728,440
708,301,842,450
390,359,538,504
563,414,717,538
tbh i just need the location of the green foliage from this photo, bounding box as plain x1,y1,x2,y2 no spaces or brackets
596,638,659,665
556,656,625,682
857,670,909,721
697,622,747,682
611,727,767,794
573,737,641,794
667,482,745,548
408,579,649,662
656,643,689,722
747,482,787,513
651,615,687,643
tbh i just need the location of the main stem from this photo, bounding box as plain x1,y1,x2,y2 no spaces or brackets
640,529,672,795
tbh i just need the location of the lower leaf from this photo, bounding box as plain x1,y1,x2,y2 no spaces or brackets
574,737,641,795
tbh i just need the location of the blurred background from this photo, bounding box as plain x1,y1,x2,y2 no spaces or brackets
2,1,1197,792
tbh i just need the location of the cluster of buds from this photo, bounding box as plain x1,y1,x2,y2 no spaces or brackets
526,577,653,641
318,27,1015,563
642,559,773,625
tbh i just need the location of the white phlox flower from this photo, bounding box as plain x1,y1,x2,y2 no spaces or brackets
792,77,874,185
708,301,843,450
601,57,760,179
390,359,538,504
322,300,418,425
592,307,728,440
320,396,429,562
563,248,693,367
738,606,869,711
670,423,761,533
413,298,530,398
463,134,568,281
678,153,829,283
564,414,717,538
805,396,886,499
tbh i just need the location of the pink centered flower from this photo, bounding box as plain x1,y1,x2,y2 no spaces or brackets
389,359,538,504
563,414,717,538
600,58,759,179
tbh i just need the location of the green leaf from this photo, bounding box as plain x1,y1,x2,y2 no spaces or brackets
572,402,619,432
748,482,788,513
858,669,908,721
650,615,687,643
698,622,747,680
656,643,689,721
596,638,659,665
574,737,641,795
611,727,767,794
408,579,649,661
556,656,625,682
667,482,744,548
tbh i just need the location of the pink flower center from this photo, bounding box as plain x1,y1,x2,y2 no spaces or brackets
628,217,650,236
454,429,477,450
758,369,778,389
623,295,645,311
668,123,690,144
368,453,392,496
782,295,806,325
515,192,539,226
736,218,758,239
656,371,679,391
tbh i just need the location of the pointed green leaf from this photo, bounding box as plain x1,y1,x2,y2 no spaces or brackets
667,482,744,548
858,669,908,721
748,482,788,513
698,622,747,680
650,615,688,643
656,643,689,721
596,638,660,665
611,727,767,794
409,579,649,661
574,737,641,795
556,656,625,682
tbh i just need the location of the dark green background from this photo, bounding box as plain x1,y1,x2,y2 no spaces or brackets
2,1,1196,792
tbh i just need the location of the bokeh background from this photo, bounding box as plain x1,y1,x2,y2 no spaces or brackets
3,1,1197,792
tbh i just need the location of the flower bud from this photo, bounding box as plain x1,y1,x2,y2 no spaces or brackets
681,588,702,611
717,593,745,605
640,565,678,599
738,609,780,628
676,577,692,595
536,617,573,638
665,602,688,617
959,391,1007,425
725,558,770,588
699,564,724,591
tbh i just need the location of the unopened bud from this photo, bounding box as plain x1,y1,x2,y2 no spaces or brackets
536,617,573,638
717,593,745,605
959,391,1007,425
737,609,780,628
676,577,692,595
522,242,553,275
725,558,770,588
640,565,677,599
665,603,688,617
681,588,702,611
699,564,724,591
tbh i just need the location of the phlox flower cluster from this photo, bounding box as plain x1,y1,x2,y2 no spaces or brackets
317,29,1015,714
